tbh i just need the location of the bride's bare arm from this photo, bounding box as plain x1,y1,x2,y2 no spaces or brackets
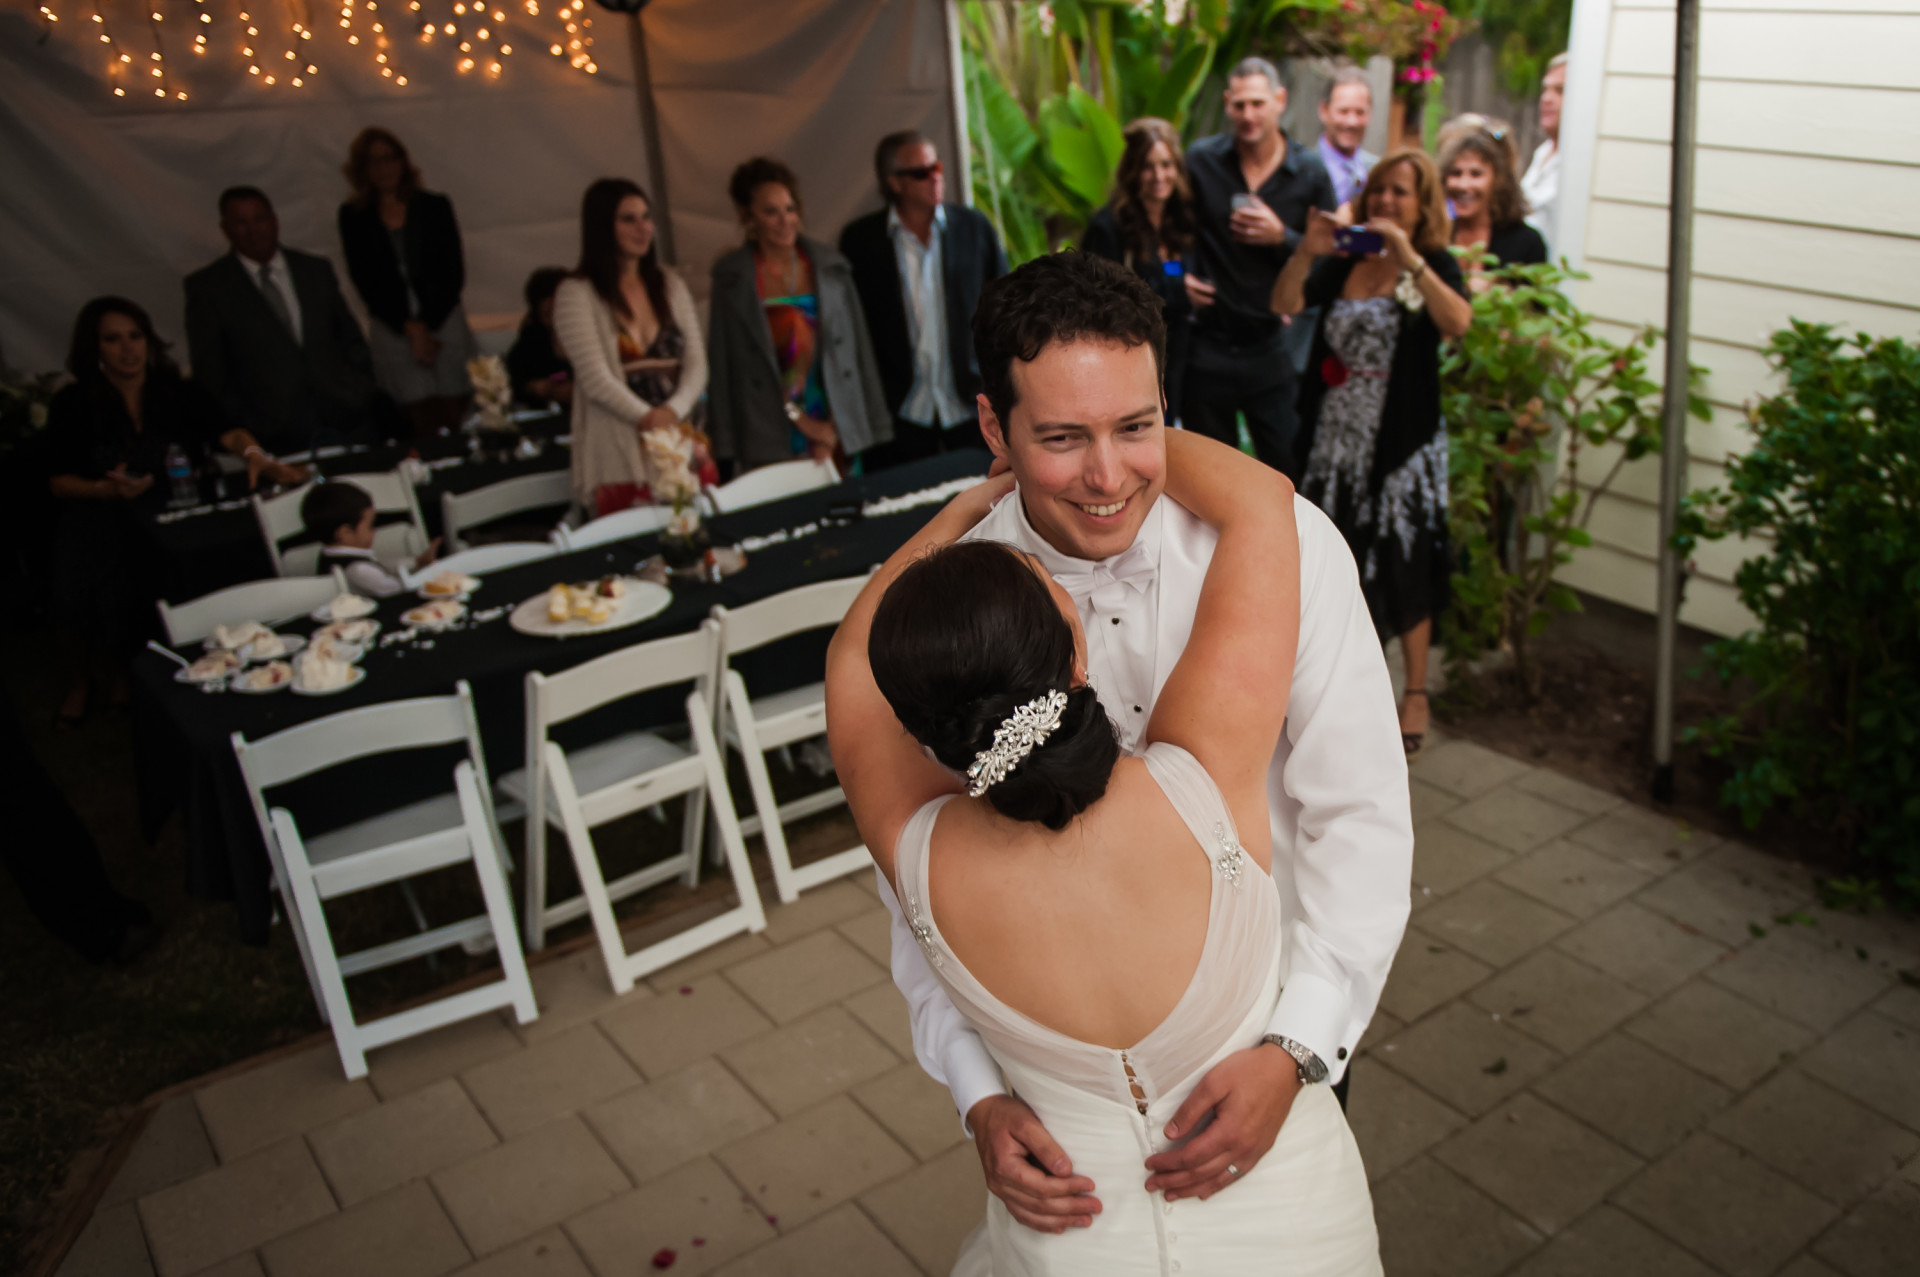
826,473,1016,883
1144,431,1301,849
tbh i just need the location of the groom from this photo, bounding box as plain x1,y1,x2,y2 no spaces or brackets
874,250,1413,1231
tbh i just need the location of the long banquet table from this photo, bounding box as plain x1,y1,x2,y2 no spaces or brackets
130,451,988,945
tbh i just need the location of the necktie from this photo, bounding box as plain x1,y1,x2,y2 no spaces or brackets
1055,539,1157,614
255,261,295,336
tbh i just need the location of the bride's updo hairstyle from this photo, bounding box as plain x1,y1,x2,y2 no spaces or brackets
869,540,1120,830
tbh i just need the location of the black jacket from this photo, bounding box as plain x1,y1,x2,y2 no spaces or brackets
337,191,467,332
837,204,1007,424
1080,206,1193,412
1485,220,1549,269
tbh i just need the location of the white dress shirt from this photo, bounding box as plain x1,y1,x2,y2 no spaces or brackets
888,205,972,429
248,250,305,346
877,487,1414,1125
1521,140,1560,259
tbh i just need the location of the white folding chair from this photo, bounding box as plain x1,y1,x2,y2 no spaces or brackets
231,681,537,1079
157,570,346,646
494,626,766,989
441,470,574,551
256,470,428,577
711,576,871,904
704,457,839,514
554,503,671,552
401,542,555,590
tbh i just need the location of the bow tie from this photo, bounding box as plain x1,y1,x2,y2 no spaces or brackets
1055,541,1156,613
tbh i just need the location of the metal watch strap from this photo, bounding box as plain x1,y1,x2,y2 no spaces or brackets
1261,1034,1328,1085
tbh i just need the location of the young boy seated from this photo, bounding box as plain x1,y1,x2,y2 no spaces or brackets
299,481,439,598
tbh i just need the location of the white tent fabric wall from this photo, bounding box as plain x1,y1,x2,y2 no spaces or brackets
0,0,654,374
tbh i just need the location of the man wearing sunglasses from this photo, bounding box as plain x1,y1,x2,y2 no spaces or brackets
841,130,1008,469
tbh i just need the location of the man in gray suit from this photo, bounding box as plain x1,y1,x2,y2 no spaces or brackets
184,187,379,455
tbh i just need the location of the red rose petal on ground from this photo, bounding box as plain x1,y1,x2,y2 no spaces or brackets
680,985,694,995
692,1237,706,1247
651,1248,676,1269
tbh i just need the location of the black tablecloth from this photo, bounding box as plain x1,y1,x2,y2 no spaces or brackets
130,451,990,943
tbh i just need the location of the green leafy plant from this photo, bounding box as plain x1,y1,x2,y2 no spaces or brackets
1440,253,1706,698
1677,324,1920,903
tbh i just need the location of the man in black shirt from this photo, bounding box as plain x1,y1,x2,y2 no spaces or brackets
1182,58,1337,477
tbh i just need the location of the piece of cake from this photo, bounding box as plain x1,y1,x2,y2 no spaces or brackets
246,633,288,660
185,650,241,680
297,650,353,691
317,618,378,645
325,593,376,620
240,661,292,690
547,584,570,623
211,620,271,651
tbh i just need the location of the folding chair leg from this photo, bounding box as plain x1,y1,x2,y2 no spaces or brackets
523,756,550,952
456,765,538,1025
727,678,801,904
542,743,640,994
687,692,766,936
273,876,332,1025
678,789,707,890
270,810,368,1077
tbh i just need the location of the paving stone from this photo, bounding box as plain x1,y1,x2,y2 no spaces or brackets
1410,740,1533,800
1534,1033,1733,1159
137,1138,336,1277
1377,1002,1561,1117
1705,929,1895,1034
598,975,775,1080
641,931,775,995
721,1005,900,1117
715,1094,915,1232
176,1254,263,1277
1506,1205,1718,1277
1775,1257,1846,1277
1510,770,1626,819
1814,1178,1920,1277
1875,982,1920,1031
1444,787,1590,855
1434,1093,1642,1236
1416,880,1577,967
102,1097,217,1208
431,1117,630,1257
258,1180,470,1277
1795,908,1920,975
1411,822,1513,898
193,1045,378,1162
461,1023,641,1138
1343,1057,1467,1182
710,1205,919,1277
1555,902,1729,996
306,1077,499,1208
834,909,893,966
518,947,649,1044
757,880,882,946
723,929,888,1025
858,1142,988,1275
852,1063,970,1161
584,1057,776,1186
1799,1012,1920,1133
1566,807,1715,873
1467,949,1648,1054
1625,981,1814,1091
1496,841,1654,919
1379,929,1495,1023
1372,1156,1545,1277
1359,1008,1407,1058
1710,1070,1919,1206
1703,841,1822,895
53,1201,153,1277
840,982,915,1061
366,1012,525,1101
1637,860,1815,948
564,1155,775,1277
446,1231,589,1277
1614,1134,1837,1277
1409,778,1462,824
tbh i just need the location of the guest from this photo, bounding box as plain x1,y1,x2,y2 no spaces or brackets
1182,57,1338,477
302,481,438,597
552,179,709,515
1080,118,1195,419
1439,115,1548,287
1271,150,1473,757
708,158,891,472
337,127,477,438
505,267,574,410
184,186,379,454
1520,53,1567,254
46,297,308,724
839,131,1006,467
1316,66,1377,218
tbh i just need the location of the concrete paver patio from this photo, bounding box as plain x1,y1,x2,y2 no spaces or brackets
53,736,1920,1276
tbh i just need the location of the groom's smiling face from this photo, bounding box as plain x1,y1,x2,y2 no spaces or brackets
978,337,1166,562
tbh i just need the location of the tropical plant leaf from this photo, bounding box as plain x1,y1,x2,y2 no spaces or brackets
1146,39,1215,126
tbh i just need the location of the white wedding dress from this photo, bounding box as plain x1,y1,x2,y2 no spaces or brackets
895,743,1382,1276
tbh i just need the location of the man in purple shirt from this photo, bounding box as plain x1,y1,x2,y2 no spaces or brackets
1316,67,1376,219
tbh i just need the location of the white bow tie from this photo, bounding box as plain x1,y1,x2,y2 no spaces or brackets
1055,540,1156,613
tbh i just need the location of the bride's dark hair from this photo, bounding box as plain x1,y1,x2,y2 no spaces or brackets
869,540,1120,830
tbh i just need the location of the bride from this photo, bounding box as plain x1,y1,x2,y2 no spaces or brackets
826,428,1381,1275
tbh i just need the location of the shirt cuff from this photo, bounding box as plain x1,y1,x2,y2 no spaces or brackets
1268,972,1348,1082
942,1037,1008,1138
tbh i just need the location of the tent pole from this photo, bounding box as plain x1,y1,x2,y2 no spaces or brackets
627,13,675,264
944,0,974,206
1651,0,1700,804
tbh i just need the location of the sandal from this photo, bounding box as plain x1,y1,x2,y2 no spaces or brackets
1400,688,1428,760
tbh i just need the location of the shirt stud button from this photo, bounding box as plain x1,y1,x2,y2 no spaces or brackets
1337,1046,1349,1060
1133,706,1143,713
1111,617,1120,625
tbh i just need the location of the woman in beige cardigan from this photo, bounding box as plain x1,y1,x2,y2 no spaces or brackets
554,178,710,515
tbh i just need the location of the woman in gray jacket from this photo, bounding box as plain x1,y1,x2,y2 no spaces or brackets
708,157,891,472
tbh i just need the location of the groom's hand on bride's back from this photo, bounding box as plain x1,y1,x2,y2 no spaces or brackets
967,1095,1102,1232
1143,1045,1303,1201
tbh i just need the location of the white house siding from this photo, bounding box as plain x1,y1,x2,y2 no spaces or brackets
1557,0,1920,637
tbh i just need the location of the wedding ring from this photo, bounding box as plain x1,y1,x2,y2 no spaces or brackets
1227,1164,1240,1177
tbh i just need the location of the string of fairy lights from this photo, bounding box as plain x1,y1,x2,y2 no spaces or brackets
35,0,600,103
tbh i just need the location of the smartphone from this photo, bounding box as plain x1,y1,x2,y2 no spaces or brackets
1162,259,1184,278
1333,226,1385,256
1230,193,1261,213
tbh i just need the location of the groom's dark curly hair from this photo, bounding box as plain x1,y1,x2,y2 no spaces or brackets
972,250,1167,429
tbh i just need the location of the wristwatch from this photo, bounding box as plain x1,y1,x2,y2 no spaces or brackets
1260,1034,1328,1085
783,400,804,424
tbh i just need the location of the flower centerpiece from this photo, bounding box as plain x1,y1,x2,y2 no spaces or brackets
642,425,710,570
467,354,518,456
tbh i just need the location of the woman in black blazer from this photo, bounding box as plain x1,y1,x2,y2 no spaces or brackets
1081,117,1195,419
338,128,476,436
1438,116,1549,287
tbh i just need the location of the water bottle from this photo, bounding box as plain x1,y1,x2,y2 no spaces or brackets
165,443,197,509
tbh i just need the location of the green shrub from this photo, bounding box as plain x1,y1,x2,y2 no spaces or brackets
1679,323,1920,902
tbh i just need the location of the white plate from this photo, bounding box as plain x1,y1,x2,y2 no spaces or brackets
231,662,295,693
311,595,378,623
202,624,275,653
509,579,672,638
305,638,365,665
402,599,468,629
416,574,480,601
176,653,243,684
239,634,307,664
314,619,381,646
293,664,368,697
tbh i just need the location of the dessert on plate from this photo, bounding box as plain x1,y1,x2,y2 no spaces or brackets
237,661,293,691
320,593,376,621
403,598,466,627
210,620,271,651
309,635,362,663
245,633,290,661
296,649,356,692
316,618,379,645
421,570,480,597
182,649,242,681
